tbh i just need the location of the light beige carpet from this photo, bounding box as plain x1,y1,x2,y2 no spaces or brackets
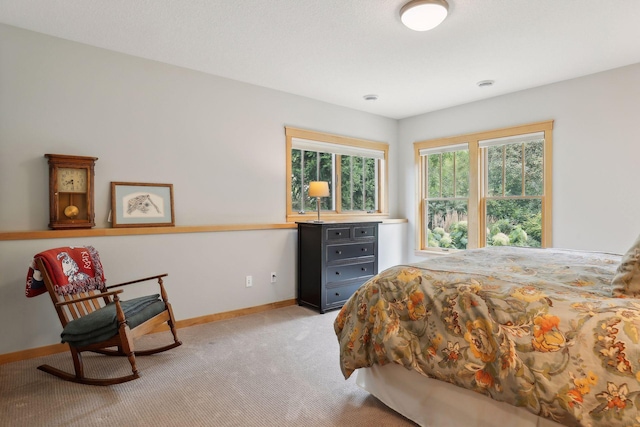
0,305,416,427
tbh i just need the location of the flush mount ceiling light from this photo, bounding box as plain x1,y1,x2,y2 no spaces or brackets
363,94,379,101
400,0,449,31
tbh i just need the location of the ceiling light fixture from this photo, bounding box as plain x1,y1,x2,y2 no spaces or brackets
400,0,449,32
363,94,378,101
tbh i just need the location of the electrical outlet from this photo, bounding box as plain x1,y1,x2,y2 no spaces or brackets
245,275,253,287
270,272,277,283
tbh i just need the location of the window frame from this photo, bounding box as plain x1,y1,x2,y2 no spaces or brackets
286,126,389,223
414,120,553,253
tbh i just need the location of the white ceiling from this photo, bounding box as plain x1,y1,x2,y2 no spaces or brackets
1,0,640,119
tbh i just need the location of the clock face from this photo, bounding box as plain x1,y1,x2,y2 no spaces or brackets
57,168,87,193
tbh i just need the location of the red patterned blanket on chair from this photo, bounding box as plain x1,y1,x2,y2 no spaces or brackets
26,246,106,297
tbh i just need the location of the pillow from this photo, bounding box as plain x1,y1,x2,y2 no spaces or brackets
612,235,640,297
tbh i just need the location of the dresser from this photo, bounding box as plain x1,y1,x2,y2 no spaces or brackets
297,221,380,313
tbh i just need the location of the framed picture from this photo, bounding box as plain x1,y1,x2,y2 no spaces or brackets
110,182,175,228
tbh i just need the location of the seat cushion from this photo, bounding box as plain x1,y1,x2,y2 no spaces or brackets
61,294,166,347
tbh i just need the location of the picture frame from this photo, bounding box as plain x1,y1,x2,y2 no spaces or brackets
110,182,175,228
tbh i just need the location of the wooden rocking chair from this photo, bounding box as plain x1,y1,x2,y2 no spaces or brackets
28,246,181,385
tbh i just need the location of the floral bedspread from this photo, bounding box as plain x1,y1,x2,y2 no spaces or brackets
334,247,640,427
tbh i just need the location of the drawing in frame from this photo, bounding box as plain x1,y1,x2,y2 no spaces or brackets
111,182,175,228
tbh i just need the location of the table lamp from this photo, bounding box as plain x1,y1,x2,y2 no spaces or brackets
308,181,330,223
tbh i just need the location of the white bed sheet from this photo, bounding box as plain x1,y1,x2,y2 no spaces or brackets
356,363,564,427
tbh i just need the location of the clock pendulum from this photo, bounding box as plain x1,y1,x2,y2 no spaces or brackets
64,200,80,218
62,178,79,218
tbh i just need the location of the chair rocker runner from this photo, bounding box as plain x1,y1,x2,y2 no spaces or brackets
26,246,182,385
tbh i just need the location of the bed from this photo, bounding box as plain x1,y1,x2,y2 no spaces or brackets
334,245,640,427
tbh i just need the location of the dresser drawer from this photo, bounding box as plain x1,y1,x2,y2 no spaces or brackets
326,227,351,241
326,282,363,306
326,242,375,262
327,262,375,282
354,225,377,239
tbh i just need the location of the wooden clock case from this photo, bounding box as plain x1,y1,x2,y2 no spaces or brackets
45,154,98,230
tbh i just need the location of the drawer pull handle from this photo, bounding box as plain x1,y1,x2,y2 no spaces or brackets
335,292,340,296
336,250,342,254
362,248,367,252
362,267,367,271
336,232,342,236
335,271,341,275
361,230,367,234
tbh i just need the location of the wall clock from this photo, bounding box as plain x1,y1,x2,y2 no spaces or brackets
45,154,98,229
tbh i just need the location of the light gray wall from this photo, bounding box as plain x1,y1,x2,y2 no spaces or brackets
3,22,638,356
0,24,402,355
0,24,400,229
398,62,640,261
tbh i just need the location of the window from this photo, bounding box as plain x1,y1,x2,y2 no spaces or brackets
286,127,388,222
414,121,553,252
421,144,470,249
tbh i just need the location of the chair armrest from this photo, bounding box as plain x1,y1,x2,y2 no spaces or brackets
54,289,123,307
107,273,172,305
106,274,168,289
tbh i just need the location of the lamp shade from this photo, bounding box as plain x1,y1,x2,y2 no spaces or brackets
400,0,449,32
308,181,330,198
